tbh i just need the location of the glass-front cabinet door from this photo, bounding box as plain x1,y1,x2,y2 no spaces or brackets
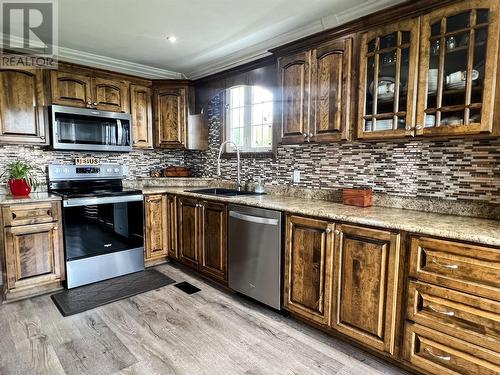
358,19,420,139
417,0,500,136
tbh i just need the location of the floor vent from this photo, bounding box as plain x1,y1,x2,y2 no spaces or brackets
174,281,201,295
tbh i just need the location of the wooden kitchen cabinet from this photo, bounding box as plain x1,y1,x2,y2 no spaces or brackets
130,84,153,148
93,77,129,113
357,0,500,140
278,51,312,144
199,200,227,282
311,38,353,142
416,0,500,137
278,37,353,144
177,196,200,268
177,196,227,283
154,86,187,148
331,224,401,355
144,194,167,266
166,195,178,259
357,18,420,139
0,69,48,144
283,214,334,325
403,322,500,375
50,70,93,108
0,201,65,302
50,70,129,112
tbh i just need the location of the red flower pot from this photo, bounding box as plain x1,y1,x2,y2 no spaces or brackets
8,179,31,197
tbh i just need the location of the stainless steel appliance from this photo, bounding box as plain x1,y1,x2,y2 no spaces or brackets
228,204,282,310
48,164,144,288
50,105,132,152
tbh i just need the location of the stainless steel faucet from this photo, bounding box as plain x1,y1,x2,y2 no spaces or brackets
217,140,241,190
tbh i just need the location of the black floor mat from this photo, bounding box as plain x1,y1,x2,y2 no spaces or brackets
51,269,175,316
174,281,201,295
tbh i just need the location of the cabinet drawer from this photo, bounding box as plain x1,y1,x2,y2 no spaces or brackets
404,323,500,375
409,236,500,301
407,280,500,352
2,202,58,226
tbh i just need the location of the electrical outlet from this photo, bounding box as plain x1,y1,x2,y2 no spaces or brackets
292,170,300,183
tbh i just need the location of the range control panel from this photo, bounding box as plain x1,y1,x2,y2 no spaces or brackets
48,164,128,181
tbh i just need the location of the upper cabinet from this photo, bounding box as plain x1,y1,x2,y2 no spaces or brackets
130,84,153,149
311,38,352,142
93,77,129,112
358,0,500,139
153,86,187,148
0,69,48,144
278,50,312,144
50,70,130,112
358,19,420,139
416,0,500,136
278,37,352,144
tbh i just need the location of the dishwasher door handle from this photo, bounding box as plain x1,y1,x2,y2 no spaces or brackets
229,211,279,226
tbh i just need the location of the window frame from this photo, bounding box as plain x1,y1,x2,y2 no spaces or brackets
222,85,274,155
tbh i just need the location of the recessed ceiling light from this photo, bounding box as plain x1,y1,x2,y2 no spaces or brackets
166,36,177,43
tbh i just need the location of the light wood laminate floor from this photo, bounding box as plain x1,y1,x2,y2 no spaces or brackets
0,263,407,375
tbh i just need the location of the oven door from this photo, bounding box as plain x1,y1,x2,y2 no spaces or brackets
62,195,144,262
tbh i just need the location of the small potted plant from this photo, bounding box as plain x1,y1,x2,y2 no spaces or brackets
2,161,39,197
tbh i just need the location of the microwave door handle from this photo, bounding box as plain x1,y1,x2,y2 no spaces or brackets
117,119,122,145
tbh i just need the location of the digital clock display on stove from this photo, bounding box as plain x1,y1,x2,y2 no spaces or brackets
76,167,100,174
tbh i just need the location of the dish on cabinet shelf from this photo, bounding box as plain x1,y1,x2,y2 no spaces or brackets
369,77,395,101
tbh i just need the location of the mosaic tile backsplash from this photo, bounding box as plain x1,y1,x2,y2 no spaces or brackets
185,95,500,205
0,94,498,210
0,145,186,190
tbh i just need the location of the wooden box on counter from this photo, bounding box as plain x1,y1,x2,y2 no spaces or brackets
342,188,372,207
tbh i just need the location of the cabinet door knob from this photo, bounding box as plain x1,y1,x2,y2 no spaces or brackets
415,125,423,130
325,228,331,233
309,133,313,138
335,230,340,235
303,133,307,138
93,102,98,106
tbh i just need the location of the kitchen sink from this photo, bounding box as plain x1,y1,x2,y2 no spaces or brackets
185,188,264,197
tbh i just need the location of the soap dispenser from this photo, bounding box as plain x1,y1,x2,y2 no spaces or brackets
254,177,266,194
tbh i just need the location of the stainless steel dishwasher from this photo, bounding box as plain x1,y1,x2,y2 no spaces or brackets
228,204,282,310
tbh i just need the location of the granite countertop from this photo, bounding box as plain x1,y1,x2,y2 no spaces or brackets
0,192,62,205
143,187,500,247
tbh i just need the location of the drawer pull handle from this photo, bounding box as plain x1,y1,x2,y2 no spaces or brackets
429,305,455,316
47,210,51,216
424,348,451,361
11,213,16,219
432,259,458,269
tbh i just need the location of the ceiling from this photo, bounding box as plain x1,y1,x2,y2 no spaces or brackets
22,0,407,79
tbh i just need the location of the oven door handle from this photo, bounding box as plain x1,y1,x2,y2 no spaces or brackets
63,194,144,207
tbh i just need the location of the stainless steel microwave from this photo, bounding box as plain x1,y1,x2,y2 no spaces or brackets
50,105,132,152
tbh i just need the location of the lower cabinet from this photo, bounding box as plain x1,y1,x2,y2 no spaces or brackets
331,224,401,355
166,195,178,259
284,215,335,325
198,200,227,282
283,214,402,357
1,202,65,301
144,194,167,266
403,236,500,375
177,196,227,283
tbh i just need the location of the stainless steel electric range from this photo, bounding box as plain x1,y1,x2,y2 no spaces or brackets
48,164,144,289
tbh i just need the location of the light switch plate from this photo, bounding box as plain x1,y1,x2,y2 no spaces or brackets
293,170,300,183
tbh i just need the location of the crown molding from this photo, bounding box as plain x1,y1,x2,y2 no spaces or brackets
1,33,183,79
57,46,184,79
